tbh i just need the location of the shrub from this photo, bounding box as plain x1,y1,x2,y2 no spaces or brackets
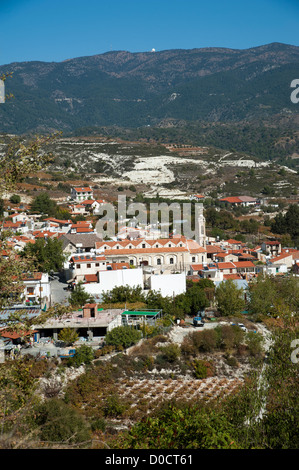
192,359,215,379
150,334,168,345
192,359,208,379
105,326,142,349
197,330,217,352
90,417,106,433
159,343,181,363
103,395,128,418
94,345,115,357
135,355,155,371
225,355,239,368
181,336,198,357
246,331,264,357
67,345,94,368
10,194,21,204
35,399,91,445
58,328,79,346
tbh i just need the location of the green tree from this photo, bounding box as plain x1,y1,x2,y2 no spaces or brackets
0,134,55,195
58,327,79,345
30,193,58,216
271,204,299,243
185,285,209,315
105,325,142,349
22,237,65,273
67,344,94,367
249,275,299,318
215,279,245,317
9,194,21,204
69,282,94,308
0,198,4,216
101,285,145,304
115,402,239,449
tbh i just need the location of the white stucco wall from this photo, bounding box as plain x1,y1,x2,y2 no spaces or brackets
83,268,144,295
149,272,186,297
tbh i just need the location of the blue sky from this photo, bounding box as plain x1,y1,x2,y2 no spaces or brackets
0,0,299,65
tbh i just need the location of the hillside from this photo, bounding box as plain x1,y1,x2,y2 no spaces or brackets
1,43,299,135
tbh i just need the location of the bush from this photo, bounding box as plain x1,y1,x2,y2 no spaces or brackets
220,325,236,351
10,194,21,204
182,330,217,355
90,417,106,433
159,343,181,363
67,345,94,368
134,355,155,371
103,395,128,418
181,336,198,357
58,328,79,346
197,330,217,352
192,359,215,379
192,359,208,379
35,399,91,445
105,325,142,349
225,355,239,368
246,331,264,357
94,345,115,357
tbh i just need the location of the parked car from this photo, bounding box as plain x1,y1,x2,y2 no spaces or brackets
237,323,247,332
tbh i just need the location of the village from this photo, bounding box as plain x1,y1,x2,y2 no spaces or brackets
1,180,298,358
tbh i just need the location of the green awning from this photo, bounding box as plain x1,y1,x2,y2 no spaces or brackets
122,311,159,316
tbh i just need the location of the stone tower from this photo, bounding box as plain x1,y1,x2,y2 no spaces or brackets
196,203,206,248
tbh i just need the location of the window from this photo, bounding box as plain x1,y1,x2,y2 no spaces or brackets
157,258,161,265
27,287,34,295
87,264,91,268
129,259,134,265
170,258,174,264
95,263,99,267
142,244,145,248
76,264,80,269
192,256,196,262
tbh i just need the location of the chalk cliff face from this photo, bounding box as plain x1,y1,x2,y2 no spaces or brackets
1,42,299,134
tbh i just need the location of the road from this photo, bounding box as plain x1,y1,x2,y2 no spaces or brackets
50,276,70,307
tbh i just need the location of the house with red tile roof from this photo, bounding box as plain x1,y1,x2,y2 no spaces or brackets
220,196,258,207
68,254,108,283
219,196,243,205
270,253,294,269
21,272,51,307
71,186,93,202
95,236,207,274
2,220,29,234
43,218,72,233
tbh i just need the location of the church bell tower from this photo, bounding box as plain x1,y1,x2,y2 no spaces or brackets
197,203,206,248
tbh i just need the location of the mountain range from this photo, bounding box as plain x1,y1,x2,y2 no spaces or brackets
0,42,299,134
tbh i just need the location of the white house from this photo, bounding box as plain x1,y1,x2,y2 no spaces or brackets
22,273,51,308
67,254,108,283
71,187,94,202
83,267,144,296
